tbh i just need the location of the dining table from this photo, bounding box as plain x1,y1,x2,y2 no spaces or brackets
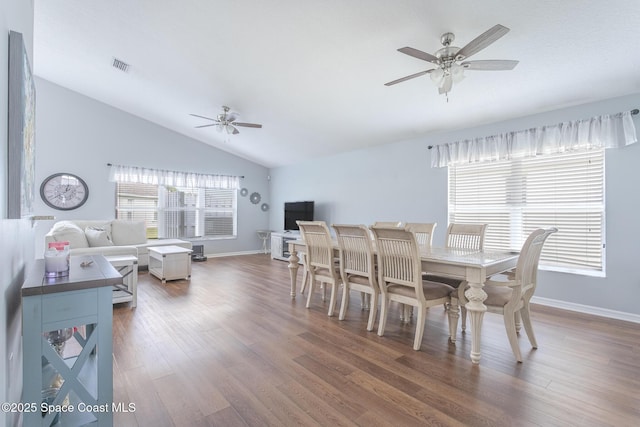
286,239,519,364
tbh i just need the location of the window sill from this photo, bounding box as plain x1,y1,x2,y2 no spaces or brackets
540,264,605,278
152,236,237,242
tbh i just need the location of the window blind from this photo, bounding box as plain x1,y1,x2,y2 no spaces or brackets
115,183,237,239
449,149,604,273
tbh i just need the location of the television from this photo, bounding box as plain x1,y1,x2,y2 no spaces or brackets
284,201,314,231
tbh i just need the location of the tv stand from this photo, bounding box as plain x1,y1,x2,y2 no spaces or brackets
270,231,301,262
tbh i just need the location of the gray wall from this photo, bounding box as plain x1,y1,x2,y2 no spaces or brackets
1,1,35,426
33,78,271,257
269,93,640,318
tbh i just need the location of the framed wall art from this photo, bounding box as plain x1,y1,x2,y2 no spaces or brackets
7,30,36,219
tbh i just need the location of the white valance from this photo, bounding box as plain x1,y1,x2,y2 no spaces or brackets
108,164,240,189
431,111,637,168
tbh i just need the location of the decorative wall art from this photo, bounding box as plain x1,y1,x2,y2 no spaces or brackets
250,192,261,204
240,187,268,213
7,31,36,219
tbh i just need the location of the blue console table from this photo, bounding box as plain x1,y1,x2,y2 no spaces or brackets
21,255,121,426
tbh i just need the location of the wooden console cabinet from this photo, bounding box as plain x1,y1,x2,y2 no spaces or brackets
21,255,121,426
270,231,301,261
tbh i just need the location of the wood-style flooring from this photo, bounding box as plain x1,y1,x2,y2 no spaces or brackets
112,254,640,426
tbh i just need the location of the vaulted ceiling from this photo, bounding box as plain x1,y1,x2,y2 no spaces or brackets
34,0,640,168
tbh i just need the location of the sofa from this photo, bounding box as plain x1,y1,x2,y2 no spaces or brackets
44,220,192,268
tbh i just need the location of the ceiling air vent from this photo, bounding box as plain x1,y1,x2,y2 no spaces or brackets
111,57,130,73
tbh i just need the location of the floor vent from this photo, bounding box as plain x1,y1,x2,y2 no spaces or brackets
112,57,130,73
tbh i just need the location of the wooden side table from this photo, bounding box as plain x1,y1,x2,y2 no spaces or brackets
105,255,138,307
256,230,272,254
21,255,121,426
148,245,192,284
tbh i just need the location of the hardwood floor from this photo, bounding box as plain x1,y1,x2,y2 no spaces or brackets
112,254,640,426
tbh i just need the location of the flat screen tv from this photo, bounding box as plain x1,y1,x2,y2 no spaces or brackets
284,201,314,231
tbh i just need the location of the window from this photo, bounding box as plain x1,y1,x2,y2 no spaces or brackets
116,182,237,240
449,149,605,275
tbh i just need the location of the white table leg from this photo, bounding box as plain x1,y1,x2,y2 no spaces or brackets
465,280,488,364
288,248,300,299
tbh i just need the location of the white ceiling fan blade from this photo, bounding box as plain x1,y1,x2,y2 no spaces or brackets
462,60,519,70
232,122,262,128
385,70,433,86
194,124,217,128
190,113,217,122
456,24,510,60
226,112,239,122
397,47,440,64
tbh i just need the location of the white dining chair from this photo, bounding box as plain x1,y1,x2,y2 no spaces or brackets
446,223,488,250
333,224,379,331
371,226,459,351
424,222,488,329
373,221,403,228
405,222,437,250
399,223,437,321
458,227,557,362
297,221,341,316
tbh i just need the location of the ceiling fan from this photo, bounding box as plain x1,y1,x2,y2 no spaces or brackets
190,106,262,135
385,24,518,96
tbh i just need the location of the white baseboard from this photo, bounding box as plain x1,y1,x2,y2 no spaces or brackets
531,296,640,324
204,250,265,258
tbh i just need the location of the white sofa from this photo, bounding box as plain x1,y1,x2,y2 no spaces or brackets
44,220,192,268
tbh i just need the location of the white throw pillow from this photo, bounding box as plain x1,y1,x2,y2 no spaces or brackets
88,222,112,241
85,227,114,247
111,220,147,245
51,222,89,249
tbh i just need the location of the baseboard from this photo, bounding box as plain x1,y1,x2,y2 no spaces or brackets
531,296,640,324
204,250,265,258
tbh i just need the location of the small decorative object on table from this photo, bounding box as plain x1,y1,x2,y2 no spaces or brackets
44,242,70,277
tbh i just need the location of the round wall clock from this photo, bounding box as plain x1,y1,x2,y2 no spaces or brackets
40,173,89,210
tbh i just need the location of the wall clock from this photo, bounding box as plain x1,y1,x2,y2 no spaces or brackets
40,173,89,210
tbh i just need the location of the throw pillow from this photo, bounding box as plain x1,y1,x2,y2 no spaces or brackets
88,222,112,241
85,227,114,247
51,222,89,249
111,220,147,245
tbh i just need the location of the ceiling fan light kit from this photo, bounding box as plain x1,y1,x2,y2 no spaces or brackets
386,24,518,98
190,105,262,135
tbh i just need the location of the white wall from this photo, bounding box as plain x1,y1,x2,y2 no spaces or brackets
33,78,272,257
269,93,640,317
1,1,35,426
